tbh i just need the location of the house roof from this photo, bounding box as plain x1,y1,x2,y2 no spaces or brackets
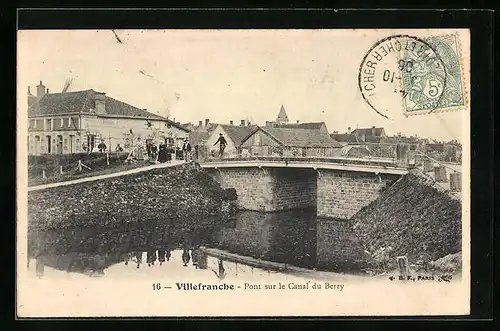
384,136,422,144
351,127,385,137
188,131,210,146
330,133,360,143
28,89,189,132
341,145,371,157
243,126,343,148
273,122,326,130
219,124,257,145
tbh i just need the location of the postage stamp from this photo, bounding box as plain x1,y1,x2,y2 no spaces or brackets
401,34,466,115
17,28,470,318
359,34,466,118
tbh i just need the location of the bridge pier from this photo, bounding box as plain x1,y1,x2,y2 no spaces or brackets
316,170,399,219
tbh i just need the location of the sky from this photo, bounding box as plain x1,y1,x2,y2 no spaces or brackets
17,29,469,142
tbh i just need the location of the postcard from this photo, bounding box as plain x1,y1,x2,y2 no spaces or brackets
17,28,470,317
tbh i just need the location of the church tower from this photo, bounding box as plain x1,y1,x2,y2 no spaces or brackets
276,104,289,124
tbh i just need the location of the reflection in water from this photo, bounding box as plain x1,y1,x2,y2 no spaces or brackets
182,249,191,267
28,208,363,278
213,209,317,269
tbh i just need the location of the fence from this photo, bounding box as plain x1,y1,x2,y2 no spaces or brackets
28,152,130,180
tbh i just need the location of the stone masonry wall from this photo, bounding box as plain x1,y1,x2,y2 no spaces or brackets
317,170,399,219
272,168,317,211
208,168,275,211
208,168,317,212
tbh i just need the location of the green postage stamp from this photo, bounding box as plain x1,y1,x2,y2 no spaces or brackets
401,34,466,115
359,33,467,118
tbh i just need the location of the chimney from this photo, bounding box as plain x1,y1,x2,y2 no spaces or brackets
296,120,299,124
28,86,32,95
198,120,202,127
46,88,49,94
372,126,376,136
240,120,245,126
36,80,46,98
347,127,351,134
94,92,106,114
205,118,210,127
230,120,233,125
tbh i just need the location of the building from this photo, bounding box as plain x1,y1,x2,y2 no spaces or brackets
329,132,360,146
339,145,372,158
271,121,329,135
27,81,189,155
275,104,289,124
350,126,386,143
266,105,329,135
205,123,257,158
240,126,343,157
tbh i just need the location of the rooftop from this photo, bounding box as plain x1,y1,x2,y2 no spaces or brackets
28,89,188,132
273,122,326,130
219,124,258,145
243,126,343,148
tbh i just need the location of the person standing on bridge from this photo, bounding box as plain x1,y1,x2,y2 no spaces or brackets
213,133,227,158
182,138,192,162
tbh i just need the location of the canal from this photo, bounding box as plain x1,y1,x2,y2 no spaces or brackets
28,208,366,278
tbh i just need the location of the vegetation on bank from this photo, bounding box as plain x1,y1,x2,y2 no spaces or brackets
28,163,232,233
350,170,462,273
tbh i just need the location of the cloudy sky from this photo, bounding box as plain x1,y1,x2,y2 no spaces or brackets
17,29,469,141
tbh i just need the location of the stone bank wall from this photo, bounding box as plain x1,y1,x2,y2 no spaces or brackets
317,170,399,219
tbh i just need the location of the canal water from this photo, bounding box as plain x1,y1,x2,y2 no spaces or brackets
28,208,363,279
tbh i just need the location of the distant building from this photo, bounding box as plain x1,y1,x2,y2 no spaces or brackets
276,104,289,124
188,118,219,133
181,123,195,131
330,133,360,146
350,126,386,143
240,126,343,157
205,123,257,158
27,81,189,155
339,145,372,158
272,122,329,135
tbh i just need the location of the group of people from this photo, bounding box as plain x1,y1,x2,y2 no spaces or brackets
84,133,227,160
144,140,173,163
142,138,193,163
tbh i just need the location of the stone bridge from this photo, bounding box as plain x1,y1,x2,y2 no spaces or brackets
200,156,409,219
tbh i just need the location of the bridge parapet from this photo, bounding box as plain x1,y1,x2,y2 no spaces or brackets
200,156,408,175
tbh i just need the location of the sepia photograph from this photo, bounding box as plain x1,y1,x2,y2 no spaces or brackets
17,28,470,317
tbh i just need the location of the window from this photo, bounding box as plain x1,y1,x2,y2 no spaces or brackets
33,120,37,129
60,118,64,128
29,120,34,129
46,119,52,131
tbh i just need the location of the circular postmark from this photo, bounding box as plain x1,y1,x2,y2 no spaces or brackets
358,35,447,118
